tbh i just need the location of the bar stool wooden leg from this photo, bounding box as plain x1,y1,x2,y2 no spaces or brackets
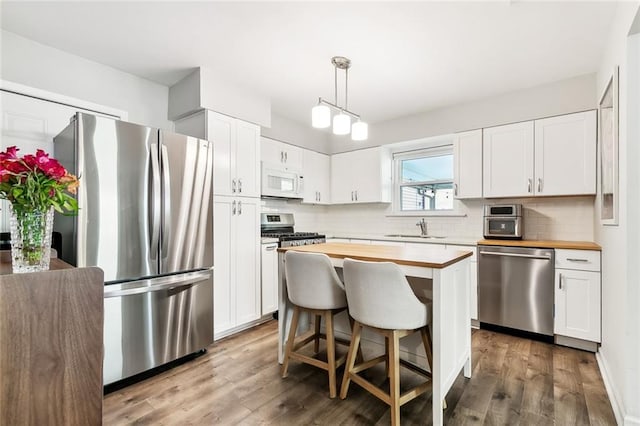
314,314,322,354
348,315,364,363
325,311,338,398
339,321,362,399
281,305,300,378
420,326,433,372
385,337,390,378
389,330,401,426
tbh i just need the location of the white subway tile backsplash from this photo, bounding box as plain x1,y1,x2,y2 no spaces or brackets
260,196,595,242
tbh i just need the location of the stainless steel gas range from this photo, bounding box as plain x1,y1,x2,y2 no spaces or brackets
261,213,326,247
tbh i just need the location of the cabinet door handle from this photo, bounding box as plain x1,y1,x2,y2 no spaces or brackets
537,178,542,193
355,190,358,201
527,178,532,193
232,200,236,215
238,178,242,193
280,151,284,162
454,183,458,196
238,200,242,215
318,192,321,202
351,191,354,201
559,272,563,289
567,258,589,263
266,245,277,251
232,179,237,193
284,152,288,162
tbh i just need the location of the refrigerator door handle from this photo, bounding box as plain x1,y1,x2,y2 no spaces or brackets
149,143,161,260
104,270,211,298
160,144,171,257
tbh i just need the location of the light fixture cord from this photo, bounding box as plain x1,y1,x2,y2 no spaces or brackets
334,64,338,105
345,67,349,110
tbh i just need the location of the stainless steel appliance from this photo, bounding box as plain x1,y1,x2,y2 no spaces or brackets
478,245,554,336
261,163,304,199
54,113,214,385
483,204,523,240
260,213,325,247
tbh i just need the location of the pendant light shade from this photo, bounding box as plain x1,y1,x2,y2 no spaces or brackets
312,104,331,128
311,56,368,140
333,113,351,135
351,121,368,141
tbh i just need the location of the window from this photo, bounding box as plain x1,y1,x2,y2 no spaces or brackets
394,146,454,212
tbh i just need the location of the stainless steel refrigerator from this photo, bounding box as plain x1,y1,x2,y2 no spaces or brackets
54,113,214,385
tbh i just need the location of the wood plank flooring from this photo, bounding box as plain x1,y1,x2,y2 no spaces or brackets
103,321,616,425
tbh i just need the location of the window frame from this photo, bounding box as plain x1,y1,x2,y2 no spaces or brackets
392,144,456,215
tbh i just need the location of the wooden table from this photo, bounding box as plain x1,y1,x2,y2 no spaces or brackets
0,251,104,425
277,242,473,426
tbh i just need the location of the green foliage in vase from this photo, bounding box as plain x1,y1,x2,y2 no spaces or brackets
0,146,79,215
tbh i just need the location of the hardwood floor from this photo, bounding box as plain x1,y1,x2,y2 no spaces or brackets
103,321,616,425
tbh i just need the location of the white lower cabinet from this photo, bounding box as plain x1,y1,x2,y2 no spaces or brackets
261,242,279,315
213,196,261,338
554,249,601,343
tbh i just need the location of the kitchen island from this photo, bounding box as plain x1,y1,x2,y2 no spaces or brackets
277,242,473,426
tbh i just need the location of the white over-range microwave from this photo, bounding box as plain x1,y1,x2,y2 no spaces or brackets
261,162,304,199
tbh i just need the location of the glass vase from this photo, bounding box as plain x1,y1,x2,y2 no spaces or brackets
9,205,54,273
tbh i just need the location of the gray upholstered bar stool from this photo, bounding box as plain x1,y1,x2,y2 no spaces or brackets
281,250,352,398
340,258,433,426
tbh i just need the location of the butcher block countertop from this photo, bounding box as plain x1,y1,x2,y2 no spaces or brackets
477,239,601,251
278,242,472,269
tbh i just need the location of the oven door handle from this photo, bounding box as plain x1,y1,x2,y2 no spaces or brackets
479,251,551,260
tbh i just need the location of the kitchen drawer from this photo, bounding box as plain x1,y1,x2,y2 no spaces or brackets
446,245,477,262
555,249,600,272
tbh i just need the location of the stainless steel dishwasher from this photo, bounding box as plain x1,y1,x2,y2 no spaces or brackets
478,245,555,336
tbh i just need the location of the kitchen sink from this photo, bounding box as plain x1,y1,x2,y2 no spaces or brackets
384,234,446,239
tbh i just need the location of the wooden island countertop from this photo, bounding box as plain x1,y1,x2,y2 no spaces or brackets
278,242,473,269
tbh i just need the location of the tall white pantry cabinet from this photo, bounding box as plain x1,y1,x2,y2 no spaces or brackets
175,110,262,338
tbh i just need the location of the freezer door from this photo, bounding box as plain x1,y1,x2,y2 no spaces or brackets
159,131,213,273
103,269,214,385
54,113,160,281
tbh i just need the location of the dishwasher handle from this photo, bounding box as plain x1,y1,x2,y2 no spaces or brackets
479,250,552,260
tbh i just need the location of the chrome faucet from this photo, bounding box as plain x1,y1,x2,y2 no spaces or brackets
416,218,428,236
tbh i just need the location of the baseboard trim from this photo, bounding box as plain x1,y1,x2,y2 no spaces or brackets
596,350,624,425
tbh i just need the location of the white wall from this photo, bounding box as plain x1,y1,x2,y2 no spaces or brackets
0,30,171,130
330,73,597,154
593,3,640,425
261,112,331,153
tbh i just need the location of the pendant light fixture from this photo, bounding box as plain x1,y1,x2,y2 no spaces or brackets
311,56,368,141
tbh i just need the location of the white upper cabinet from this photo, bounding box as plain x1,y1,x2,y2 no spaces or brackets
175,110,261,198
482,121,535,198
482,111,596,198
331,147,392,204
453,129,483,199
301,149,331,204
534,111,596,196
233,119,261,197
261,137,303,169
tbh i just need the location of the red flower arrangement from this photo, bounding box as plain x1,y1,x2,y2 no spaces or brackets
0,146,79,215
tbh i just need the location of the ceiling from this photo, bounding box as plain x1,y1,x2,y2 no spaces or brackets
0,1,620,126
